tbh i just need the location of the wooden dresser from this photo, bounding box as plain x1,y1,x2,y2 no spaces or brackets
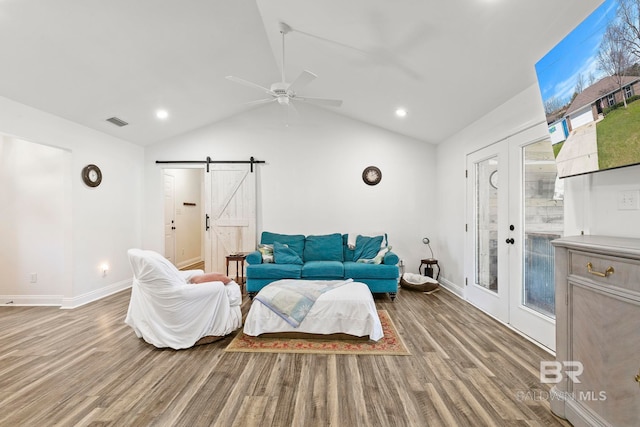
551,235,640,426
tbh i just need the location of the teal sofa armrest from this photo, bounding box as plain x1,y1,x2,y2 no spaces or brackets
246,250,262,265
383,251,399,265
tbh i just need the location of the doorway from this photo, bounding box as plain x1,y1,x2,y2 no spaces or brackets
163,168,204,269
465,130,563,350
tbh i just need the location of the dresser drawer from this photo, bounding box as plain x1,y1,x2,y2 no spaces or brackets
569,250,640,294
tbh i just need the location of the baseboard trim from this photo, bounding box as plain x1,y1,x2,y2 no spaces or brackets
177,257,203,269
1,294,64,306
438,277,464,297
61,279,132,309
2,279,132,309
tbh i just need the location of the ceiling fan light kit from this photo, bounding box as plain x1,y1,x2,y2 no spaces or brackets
226,21,343,109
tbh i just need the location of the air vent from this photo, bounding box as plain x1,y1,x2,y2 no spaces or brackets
106,117,129,127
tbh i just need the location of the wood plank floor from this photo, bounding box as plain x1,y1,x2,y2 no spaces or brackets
0,287,571,426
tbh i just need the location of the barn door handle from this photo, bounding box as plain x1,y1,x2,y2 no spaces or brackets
205,214,210,231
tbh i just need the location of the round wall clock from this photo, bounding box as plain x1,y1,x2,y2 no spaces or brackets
81,164,102,187
362,166,382,186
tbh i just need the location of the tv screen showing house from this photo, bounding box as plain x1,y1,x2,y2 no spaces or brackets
535,0,640,178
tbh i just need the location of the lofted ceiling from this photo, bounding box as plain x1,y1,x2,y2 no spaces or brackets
0,0,603,146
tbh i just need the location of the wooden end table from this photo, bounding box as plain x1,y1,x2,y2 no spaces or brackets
226,253,248,288
419,258,440,280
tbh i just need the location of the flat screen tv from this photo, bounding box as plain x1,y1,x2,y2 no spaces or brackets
535,0,640,178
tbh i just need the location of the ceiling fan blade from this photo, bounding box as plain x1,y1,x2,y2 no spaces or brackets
284,100,300,126
295,96,343,107
245,98,276,106
226,76,275,95
287,70,317,94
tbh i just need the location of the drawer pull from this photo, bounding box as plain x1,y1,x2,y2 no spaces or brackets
586,262,614,278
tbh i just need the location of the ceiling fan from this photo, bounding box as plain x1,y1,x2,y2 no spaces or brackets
226,22,343,108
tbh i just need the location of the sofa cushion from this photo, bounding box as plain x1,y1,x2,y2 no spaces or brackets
246,263,302,279
261,231,305,259
273,242,303,265
344,261,399,280
353,235,384,261
303,233,344,262
301,261,344,279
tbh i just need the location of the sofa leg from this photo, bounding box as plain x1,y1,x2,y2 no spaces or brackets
389,292,397,301
248,292,257,300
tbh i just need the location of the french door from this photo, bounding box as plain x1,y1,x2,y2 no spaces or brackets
466,127,562,350
466,143,510,322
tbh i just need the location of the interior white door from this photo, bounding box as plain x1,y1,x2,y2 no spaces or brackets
204,164,256,276
163,173,176,263
466,126,562,351
465,142,510,323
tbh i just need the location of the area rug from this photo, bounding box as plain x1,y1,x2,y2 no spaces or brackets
224,310,410,355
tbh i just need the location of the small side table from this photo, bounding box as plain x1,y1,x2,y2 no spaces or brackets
419,258,440,280
226,253,247,288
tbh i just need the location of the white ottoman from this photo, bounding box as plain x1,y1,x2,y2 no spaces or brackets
243,280,383,341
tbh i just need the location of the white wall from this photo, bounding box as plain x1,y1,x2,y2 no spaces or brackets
0,135,70,302
435,84,640,293
583,165,640,236
144,102,436,272
0,96,144,307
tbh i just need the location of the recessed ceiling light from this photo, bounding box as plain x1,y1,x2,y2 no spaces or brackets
395,108,407,118
156,109,169,120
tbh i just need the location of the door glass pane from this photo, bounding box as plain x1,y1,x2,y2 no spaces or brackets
476,157,498,293
523,139,563,317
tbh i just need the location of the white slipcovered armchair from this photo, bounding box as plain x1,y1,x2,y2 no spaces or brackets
125,249,242,349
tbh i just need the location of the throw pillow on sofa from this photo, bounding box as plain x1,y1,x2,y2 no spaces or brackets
261,231,305,259
353,235,384,261
356,245,392,264
273,242,303,265
257,244,274,263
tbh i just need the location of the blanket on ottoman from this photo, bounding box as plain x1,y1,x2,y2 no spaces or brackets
256,278,353,327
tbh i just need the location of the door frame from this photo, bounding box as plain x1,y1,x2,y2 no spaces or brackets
163,172,176,264
161,167,206,268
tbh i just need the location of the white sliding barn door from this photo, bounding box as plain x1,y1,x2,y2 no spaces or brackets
204,164,257,274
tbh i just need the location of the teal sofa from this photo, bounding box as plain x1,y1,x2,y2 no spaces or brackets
246,232,400,300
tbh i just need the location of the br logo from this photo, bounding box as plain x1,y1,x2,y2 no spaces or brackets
540,361,584,384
